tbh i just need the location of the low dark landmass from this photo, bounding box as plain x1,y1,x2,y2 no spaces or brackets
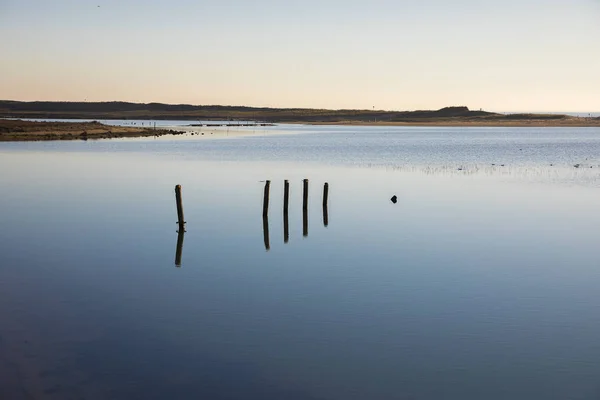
1,101,599,127
0,119,185,142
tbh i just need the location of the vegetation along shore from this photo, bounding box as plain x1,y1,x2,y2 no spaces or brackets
1,101,600,142
0,119,185,142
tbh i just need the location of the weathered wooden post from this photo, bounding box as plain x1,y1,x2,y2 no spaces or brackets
323,182,329,227
283,179,290,243
175,230,185,267
262,180,271,218
303,179,309,237
175,185,185,232
303,179,309,212
263,215,270,251
283,180,290,215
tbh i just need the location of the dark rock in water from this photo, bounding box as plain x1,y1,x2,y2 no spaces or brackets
391,195,397,204
574,164,581,168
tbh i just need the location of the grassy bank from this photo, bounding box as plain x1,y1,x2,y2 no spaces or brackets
0,119,185,142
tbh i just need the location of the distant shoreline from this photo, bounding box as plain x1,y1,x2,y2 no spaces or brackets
305,119,600,128
2,101,599,128
2,116,600,142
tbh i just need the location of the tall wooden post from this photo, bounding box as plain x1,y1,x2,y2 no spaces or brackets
303,179,309,212
283,180,290,215
175,185,185,232
323,182,329,227
262,180,271,218
283,180,290,243
303,179,309,237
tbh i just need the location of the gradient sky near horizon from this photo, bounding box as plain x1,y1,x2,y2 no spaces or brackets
1,0,599,112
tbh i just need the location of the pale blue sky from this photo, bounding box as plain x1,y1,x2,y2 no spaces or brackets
1,0,599,111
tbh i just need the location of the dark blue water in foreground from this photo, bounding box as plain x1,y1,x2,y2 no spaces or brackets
1,125,600,399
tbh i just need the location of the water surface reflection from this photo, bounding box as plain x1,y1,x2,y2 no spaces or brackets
175,230,185,266
2,129,600,399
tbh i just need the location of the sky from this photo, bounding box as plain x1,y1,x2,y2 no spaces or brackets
1,0,599,112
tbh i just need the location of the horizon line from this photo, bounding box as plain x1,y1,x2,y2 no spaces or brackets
1,99,598,115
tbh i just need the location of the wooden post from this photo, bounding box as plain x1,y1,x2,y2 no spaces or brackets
263,215,270,251
283,180,290,243
303,179,309,237
283,180,290,215
262,180,271,218
323,182,329,227
175,230,185,267
175,185,185,232
302,179,309,212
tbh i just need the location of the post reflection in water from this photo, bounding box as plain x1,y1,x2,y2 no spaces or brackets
303,208,308,237
283,210,289,244
323,203,329,227
263,215,270,251
175,230,185,267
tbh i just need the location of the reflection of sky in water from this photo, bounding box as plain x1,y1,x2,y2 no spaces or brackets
1,127,600,399
3,125,600,187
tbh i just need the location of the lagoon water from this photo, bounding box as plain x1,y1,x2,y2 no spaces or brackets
1,124,600,399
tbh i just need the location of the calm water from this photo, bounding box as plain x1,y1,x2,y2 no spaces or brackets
1,124,600,399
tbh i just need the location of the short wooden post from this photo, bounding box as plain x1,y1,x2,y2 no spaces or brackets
283,180,290,215
175,185,185,232
303,179,309,212
262,180,271,218
175,230,185,267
